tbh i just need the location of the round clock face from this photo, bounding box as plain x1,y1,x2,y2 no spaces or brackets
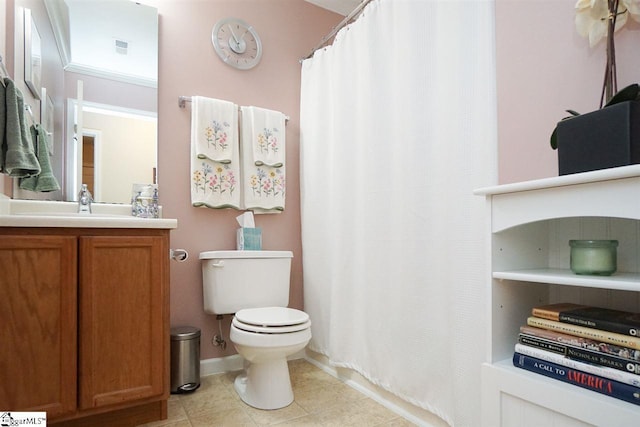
212,18,262,70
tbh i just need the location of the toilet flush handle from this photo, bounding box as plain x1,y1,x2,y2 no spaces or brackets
211,260,225,268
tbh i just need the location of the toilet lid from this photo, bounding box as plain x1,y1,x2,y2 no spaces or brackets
233,307,310,334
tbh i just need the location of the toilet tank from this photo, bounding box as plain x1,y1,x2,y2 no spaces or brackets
199,250,293,315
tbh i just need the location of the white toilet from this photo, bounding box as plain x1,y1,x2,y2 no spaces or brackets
199,250,311,410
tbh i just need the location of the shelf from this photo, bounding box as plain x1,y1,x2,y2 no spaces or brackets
493,269,640,292
480,168,640,426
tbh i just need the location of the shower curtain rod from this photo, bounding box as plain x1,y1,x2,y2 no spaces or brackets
301,0,373,61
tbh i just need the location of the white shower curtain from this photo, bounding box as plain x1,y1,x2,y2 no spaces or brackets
300,1,497,425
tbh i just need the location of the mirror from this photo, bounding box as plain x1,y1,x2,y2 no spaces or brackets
14,0,157,204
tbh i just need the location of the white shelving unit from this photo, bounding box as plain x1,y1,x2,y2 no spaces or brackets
475,165,640,427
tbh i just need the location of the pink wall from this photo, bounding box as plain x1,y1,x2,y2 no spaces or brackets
64,71,157,113
496,0,640,184
150,0,340,360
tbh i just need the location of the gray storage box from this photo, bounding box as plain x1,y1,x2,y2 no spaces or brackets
170,326,201,394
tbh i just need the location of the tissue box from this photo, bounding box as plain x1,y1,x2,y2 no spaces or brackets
237,228,262,250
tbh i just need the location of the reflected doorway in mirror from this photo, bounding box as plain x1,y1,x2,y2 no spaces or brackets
66,99,157,204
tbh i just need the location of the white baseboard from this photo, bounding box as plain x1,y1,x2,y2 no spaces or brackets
199,350,307,377
200,354,244,377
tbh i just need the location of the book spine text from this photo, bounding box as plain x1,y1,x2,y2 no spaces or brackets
527,317,640,350
518,334,640,374
515,343,640,386
512,353,640,406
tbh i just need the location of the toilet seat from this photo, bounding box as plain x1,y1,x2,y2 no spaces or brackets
233,307,310,334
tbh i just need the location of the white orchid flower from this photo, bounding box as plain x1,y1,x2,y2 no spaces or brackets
575,0,628,47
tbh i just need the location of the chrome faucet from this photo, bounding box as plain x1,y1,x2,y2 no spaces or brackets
78,184,93,214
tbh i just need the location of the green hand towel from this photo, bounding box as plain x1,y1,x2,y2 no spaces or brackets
19,124,61,192
1,77,40,177
0,78,6,171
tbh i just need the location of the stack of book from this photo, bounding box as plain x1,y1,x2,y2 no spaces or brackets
513,302,640,406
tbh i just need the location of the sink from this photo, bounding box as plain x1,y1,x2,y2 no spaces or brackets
6,200,134,218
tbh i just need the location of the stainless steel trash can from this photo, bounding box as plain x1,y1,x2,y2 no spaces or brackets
170,326,201,394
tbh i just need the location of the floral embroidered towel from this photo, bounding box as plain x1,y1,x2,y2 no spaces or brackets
240,110,285,213
191,96,238,164
191,119,241,209
241,106,286,168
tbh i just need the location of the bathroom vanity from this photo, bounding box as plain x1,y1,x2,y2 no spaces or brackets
0,200,177,426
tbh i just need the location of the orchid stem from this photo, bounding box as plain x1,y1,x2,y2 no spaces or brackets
601,0,620,108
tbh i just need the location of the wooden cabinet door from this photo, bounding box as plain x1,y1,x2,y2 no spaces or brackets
78,235,167,409
0,236,77,417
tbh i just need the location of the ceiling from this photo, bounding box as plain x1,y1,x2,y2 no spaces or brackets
65,0,157,84
44,0,158,87
305,0,363,16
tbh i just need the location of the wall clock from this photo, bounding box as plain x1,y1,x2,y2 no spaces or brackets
212,17,262,70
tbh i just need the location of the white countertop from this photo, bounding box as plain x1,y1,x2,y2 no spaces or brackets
0,197,177,229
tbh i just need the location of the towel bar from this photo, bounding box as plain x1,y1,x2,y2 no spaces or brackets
178,96,289,123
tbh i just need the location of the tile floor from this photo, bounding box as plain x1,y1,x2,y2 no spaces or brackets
138,359,417,427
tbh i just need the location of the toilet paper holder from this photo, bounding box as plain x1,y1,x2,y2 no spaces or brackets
170,248,189,262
